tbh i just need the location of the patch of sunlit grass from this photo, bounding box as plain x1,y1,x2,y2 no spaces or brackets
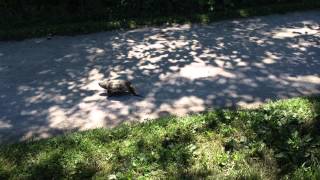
239,9,250,17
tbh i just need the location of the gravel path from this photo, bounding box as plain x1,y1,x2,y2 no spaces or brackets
0,11,319,143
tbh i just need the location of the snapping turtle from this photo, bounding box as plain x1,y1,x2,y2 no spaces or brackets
98,79,141,97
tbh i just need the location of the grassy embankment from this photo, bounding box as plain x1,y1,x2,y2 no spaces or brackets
1,96,319,179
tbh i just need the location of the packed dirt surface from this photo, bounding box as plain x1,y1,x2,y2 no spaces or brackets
0,11,319,143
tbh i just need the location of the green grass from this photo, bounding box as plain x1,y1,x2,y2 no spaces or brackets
0,96,319,179
1,2,320,41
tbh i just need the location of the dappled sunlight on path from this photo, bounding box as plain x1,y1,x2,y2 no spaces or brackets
0,11,319,142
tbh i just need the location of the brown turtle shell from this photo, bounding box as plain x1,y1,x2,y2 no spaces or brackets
98,79,138,96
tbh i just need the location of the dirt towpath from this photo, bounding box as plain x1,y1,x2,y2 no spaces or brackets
0,11,319,143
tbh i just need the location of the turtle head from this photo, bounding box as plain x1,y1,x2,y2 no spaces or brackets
98,79,110,89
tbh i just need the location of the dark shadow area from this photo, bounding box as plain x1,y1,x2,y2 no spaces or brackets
0,11,319,143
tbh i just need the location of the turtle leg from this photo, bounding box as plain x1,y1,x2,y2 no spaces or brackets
107,89,112,97
126,84,143,97
127,84,138,96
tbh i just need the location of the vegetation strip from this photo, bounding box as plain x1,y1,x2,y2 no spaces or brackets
0,96,319,179
1,2,320,41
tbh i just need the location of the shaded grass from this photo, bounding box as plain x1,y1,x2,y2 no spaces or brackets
1,2,320,41
0,96,319,179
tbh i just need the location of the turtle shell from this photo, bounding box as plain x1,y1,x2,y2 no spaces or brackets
107,80,129,94
98,79,133,95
